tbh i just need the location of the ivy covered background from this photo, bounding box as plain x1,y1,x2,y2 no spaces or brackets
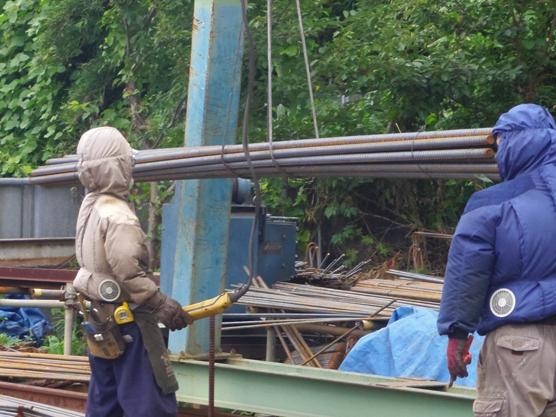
1,0,555,270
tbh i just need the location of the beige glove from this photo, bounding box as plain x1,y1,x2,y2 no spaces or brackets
145,292,194,331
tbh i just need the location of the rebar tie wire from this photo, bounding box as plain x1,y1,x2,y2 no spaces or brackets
220,142,242,178
411,131,431,179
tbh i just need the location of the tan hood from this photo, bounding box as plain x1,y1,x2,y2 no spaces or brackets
76,127,133,199
75,127,158,305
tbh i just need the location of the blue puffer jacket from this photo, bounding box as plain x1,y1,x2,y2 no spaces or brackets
437,104,556,338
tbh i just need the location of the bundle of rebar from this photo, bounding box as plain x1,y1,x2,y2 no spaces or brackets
351,279,443,304
232,280,440,321
386,269,444,284
30,128,499,187
0,352,90,383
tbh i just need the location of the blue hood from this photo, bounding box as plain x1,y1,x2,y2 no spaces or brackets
493,104,556,181
439,104,556,339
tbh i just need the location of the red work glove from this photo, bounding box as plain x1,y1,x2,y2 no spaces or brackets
447,335,474,380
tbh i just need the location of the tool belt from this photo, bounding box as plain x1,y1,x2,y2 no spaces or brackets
79,298,179,394
83,301,127,360
78,295,178,395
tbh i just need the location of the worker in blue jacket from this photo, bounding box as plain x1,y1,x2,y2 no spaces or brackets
438,104,556,416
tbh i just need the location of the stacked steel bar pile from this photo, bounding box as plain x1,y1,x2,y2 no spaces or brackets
0,352,90,383
351,279,443,304
251,277,323,367
232,280,441,321
387,269,444,284
30,128,499,187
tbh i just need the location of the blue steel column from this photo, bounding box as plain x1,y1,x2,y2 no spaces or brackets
168,0,244,355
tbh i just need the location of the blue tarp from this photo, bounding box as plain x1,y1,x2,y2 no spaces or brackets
0,295,51,343
339,306,484,387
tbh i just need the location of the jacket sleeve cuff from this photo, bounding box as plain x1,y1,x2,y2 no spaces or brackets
448,328,469,339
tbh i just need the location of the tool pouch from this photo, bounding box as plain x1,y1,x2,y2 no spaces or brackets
84,301,126,360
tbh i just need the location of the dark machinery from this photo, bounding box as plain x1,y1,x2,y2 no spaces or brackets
160,178,296,319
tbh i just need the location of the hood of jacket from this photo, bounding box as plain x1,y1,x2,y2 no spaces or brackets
493,104,556,181
76,127,133,199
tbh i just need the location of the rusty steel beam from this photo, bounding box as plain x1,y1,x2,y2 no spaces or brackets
0,382,236,416
0,381,87,413
177,406,235,417
0,267,160,289
0,267,75,289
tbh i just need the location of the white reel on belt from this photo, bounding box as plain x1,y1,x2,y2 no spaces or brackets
98,279,121,302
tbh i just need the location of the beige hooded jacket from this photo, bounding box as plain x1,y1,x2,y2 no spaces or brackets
73,127,158,304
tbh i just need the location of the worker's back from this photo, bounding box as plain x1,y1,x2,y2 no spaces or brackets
438,104,556,337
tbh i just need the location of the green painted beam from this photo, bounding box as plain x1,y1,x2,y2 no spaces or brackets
173,358,475,417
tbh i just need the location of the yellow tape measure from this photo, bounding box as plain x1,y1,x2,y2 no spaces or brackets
114,302,134,324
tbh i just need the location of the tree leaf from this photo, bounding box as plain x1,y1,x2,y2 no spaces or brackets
281,45,298,57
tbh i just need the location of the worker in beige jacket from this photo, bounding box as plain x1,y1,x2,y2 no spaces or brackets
73,127,192,417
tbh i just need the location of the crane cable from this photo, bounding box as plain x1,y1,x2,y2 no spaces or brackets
295,0,320,139
267,0,288,175
229,0,261,303
212,2,321,414
233,0,319,303
209,4,261,417
225,0,322,304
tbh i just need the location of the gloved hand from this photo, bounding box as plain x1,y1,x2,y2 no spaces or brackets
145,292,194,331
447,336,474,380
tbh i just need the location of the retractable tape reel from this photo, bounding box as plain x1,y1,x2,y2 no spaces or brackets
490,288,516,317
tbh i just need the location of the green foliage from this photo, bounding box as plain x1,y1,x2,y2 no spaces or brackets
0,0,194,266
0,0,193,177
40,332,87,356
40,308,87,356
3,0,556,268
0,332,29,347
245,0,556,268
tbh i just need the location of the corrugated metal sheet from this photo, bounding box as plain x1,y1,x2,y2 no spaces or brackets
0,238,75,267
0,179,80,239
